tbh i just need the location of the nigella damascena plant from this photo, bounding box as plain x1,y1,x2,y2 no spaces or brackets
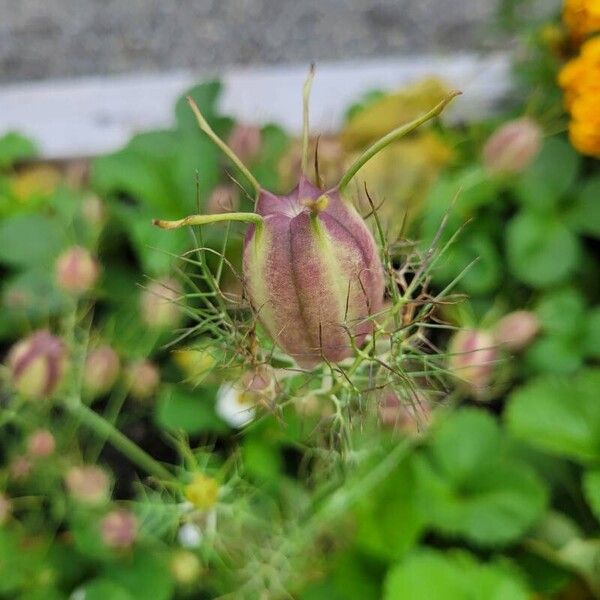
154,70,459,368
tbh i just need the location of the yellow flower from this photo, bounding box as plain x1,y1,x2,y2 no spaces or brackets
10,165,61,202
184,473,219,510
558,35,600,157
564,0,600,40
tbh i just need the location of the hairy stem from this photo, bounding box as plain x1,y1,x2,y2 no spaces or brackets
153,212,264,230
301,64,315,175
64,401,175,483
338,91,461,192
186,96,261,196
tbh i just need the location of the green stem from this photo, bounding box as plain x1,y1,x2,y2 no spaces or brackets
187,97,261,195
301,64,315,175
338,91,461,192
153,211,263,230
64,401,175,483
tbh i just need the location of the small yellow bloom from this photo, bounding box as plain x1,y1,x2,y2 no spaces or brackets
184,473,219,510
563,0,600,41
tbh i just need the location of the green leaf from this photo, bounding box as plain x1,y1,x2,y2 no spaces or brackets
506,369,600,463
583,470,600,524
584,307,600,358
155,386,226,435
0,131,38,169
78,579,134,600
568,177,600,238
506,211,580,288
383,550,529,600
103,551,174,600
525,335,584,375
0,213,63,267
354,458,426,561
414,409,547,546
515,137,579,210
536,288,586,338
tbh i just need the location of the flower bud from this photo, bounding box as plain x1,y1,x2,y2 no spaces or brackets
170,550,202,586
9,456,32,480
83,345,120,397
244,178,385,368
184,473,219,510
206,185,239,215
494,310,540,352
0,493,11,524
7,330,67,399
27,429,56,458
378,390,431,435
482,117,542,175
101,509,137,549
125,360,160,400
227,123,261,164
448,329,497,398
65,465,110,504
215,381,257,428
140,278,182,330
55,246,99,295
178,523,203,548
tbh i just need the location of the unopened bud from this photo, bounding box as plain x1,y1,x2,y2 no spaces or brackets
125,360,160,400
206,185,239,215
65,465,110,504
378,390,431,435
83,345,120,397
101,509,137,549
448,329,497,398
140,278,182,330
483,117,542,175
171,550,202,586
27,429,56,457
184,473,219,510
7,330,67,399
215,382,257,428
9,456,32,480
494,310,540,352
55,246,99,295
227,123,262,164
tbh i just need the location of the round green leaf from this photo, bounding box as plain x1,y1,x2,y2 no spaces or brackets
506,211,579,287
506,369,600,463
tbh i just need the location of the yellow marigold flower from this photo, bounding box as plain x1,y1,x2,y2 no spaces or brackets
564,0,600,40
569,120,600,157
184,473,219,510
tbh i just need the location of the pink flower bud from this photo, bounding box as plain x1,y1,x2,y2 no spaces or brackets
7,330,67,399
65,465,110,504
378,390,431,435
448,329,497,398
0,493,11,524
27,429,56,457
482,117,542,174
125,360,160,400
227,123,262,163
206,185,239,215
9,456,32,480
140,278,182,330
83,345,120,397
244,177,385,368
55,246,99,295
494,310,540,352
101,509,137,549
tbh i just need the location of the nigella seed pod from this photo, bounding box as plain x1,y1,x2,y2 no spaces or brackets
55,246,100,295
494,310,540,352
83,345,121,397
243,179,384,366
153,70,460,367
7,330,67,399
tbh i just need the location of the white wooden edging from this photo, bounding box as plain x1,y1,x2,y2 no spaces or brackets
0,54,511,160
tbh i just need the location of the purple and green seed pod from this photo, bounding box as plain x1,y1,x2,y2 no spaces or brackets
154,72,459,368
